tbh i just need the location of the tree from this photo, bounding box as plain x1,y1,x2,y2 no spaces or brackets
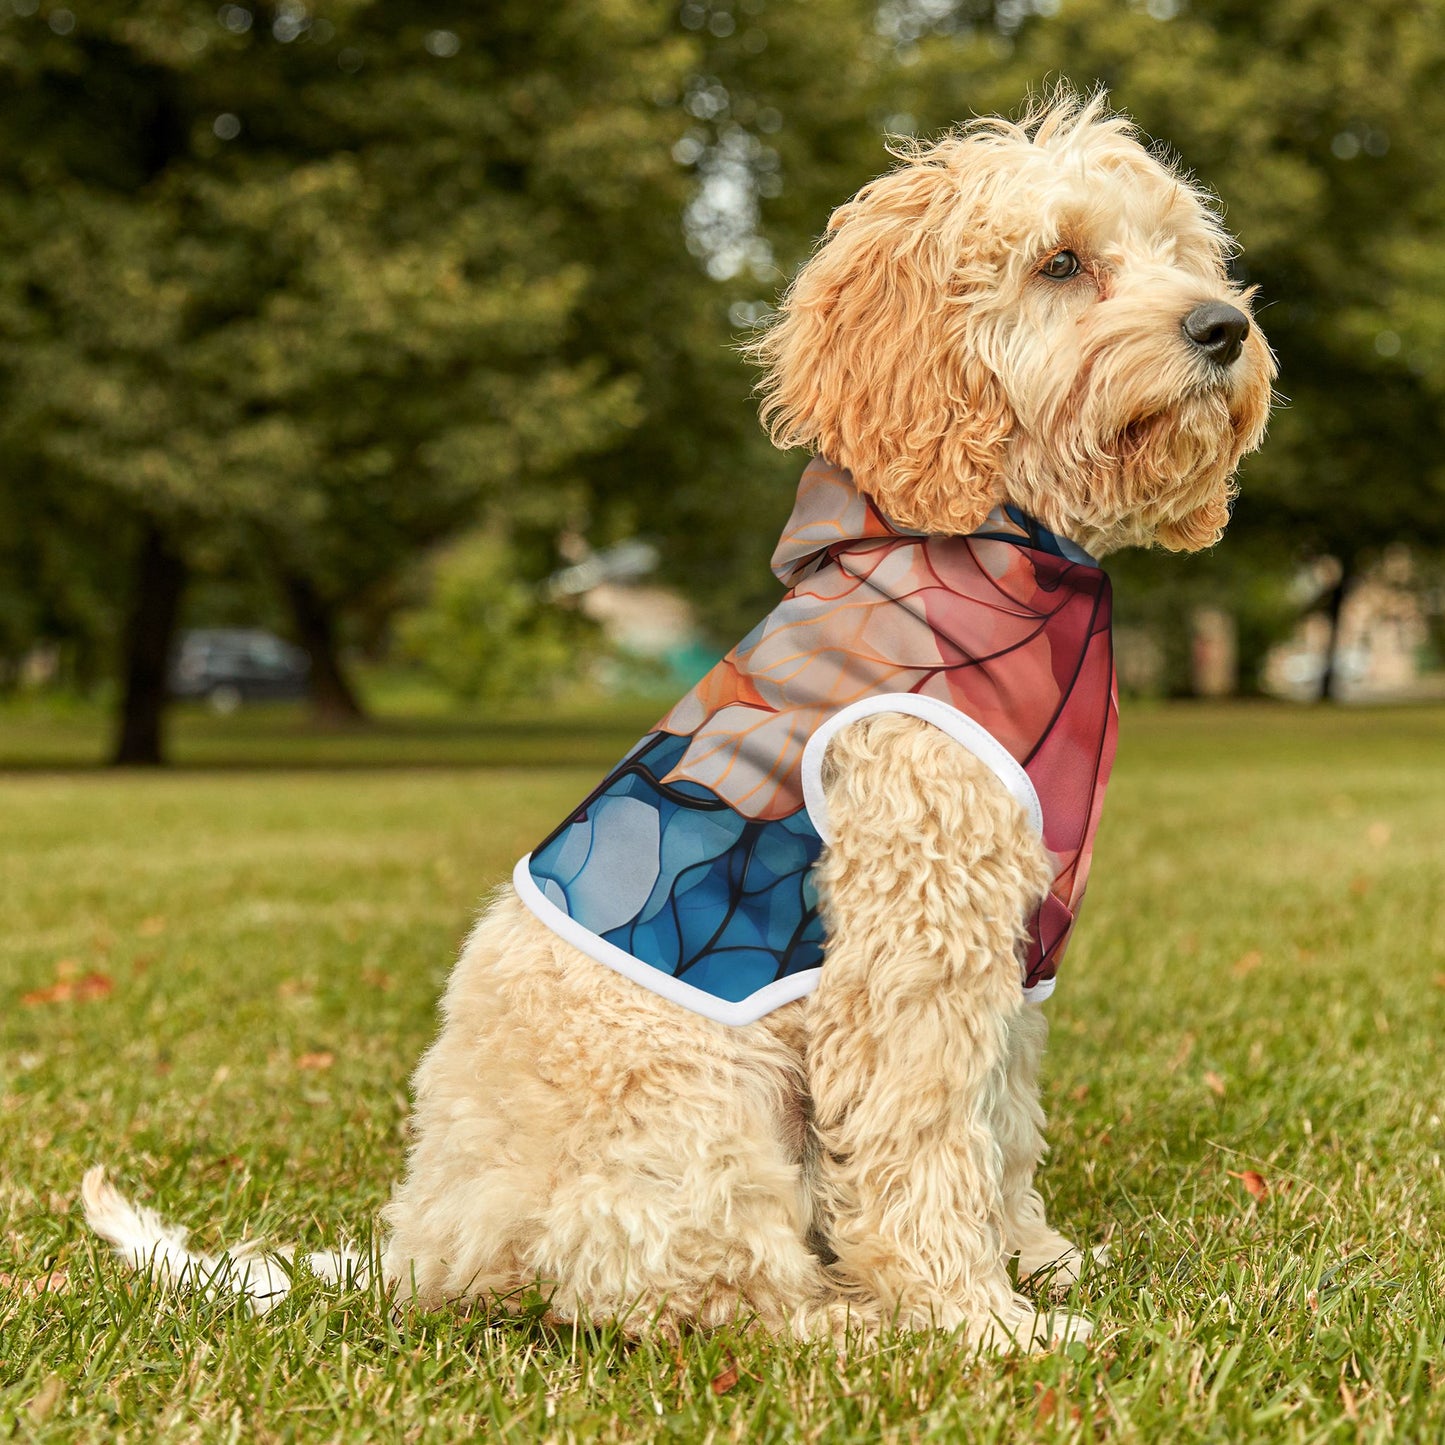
18,1,1439,728
506,0,891,641
0,0,906,748
0,1,694,759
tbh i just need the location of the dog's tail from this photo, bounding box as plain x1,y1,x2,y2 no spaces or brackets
81,1165,368,1315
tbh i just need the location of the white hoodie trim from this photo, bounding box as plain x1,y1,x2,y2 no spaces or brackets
799,693,1045,841
514,693,1054,1025
512,856,821,1027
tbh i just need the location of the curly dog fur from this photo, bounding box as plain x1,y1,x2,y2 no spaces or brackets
85,89,1274,1351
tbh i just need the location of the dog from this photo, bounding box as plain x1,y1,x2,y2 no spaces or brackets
85,90,1274,1351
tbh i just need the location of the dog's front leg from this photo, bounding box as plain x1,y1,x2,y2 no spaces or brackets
806,712,1089,1350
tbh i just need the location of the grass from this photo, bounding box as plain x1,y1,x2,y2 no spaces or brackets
2,699,1443,1442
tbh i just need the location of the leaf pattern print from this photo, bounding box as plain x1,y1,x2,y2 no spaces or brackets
527,458,1117,1009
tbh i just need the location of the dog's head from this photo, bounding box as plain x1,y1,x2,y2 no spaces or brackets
751,90,1275,555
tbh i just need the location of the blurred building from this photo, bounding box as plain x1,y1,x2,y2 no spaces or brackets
548,540,716,691
1263,548,1441,701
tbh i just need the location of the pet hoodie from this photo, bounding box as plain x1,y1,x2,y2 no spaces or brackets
514,456,1118,1026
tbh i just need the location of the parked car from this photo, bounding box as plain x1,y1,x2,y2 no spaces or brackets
169,629,310,712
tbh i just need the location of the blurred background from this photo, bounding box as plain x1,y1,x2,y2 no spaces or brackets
2,0,1443,766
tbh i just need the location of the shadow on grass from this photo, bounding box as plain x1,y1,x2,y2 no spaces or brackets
0,699,668,774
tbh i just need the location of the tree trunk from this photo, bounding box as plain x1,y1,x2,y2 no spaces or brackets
112,524,187,766
1317,555,1355,703
281,571,367,725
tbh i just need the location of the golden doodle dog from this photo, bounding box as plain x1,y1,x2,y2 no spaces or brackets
85,91,1273,1351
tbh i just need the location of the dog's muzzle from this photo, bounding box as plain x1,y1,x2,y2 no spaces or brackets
1182,301,1250,367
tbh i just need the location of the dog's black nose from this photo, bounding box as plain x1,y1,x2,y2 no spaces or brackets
1182,302,1250,367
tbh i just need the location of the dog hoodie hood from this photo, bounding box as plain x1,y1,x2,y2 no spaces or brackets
514,457,1118,1026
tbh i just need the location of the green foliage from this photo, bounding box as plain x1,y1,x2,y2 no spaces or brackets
0,1,677,614
2,702,1444,1438
0,0,890,681
4,0,1445,703
570,0,888,641
395,533,599,705
0,461,131,688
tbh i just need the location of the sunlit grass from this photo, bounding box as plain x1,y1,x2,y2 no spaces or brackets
2,702,1443,1441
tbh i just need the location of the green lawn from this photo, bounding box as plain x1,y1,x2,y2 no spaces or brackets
2,702,1443,1442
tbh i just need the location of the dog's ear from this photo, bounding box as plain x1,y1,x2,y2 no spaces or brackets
749,152,1013,535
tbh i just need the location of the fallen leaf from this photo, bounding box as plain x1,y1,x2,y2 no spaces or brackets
138,915,167,937
1433,974,1445,990
54,958,79,980
1167,1033,1196,1072
21,972,113,1007
1365,822,1391,848
21,983,69,1006
1228,1169,1268,1201
1070,1083,1090,1103
1232,950,1263,977
0,1268,70,1299
1204,1070,1227,1098
295,1051,334,1071
711,1357,740,1396
1034,1386,1058,1425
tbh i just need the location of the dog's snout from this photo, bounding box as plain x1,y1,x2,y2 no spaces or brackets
1182,302,1250,367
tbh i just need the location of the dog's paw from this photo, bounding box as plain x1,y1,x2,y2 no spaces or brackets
1018,1240,1110,1293
1033,1308,1093,1348
972,1295,1093,1353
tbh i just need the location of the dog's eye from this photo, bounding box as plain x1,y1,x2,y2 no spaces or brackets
1040,250,1081,280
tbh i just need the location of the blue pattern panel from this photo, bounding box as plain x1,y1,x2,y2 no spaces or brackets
529,732,825,1004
